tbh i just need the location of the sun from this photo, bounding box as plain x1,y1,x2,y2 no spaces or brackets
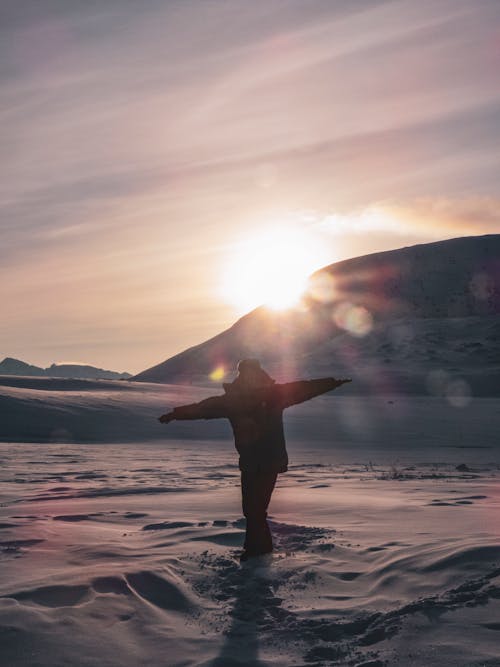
220,226,329,313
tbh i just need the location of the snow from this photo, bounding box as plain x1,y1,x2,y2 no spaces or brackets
1,378,499,666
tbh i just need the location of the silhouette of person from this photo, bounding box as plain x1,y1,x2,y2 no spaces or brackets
159,359,351,561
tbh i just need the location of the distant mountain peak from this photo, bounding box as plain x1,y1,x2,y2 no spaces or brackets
0,358,131,380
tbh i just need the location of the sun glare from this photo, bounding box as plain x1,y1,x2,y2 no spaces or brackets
221,227,329,314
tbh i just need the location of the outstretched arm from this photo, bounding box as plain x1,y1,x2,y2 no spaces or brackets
275,377,351,409
158,395,228,424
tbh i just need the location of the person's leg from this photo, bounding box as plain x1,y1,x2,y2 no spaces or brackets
241,469,277,555
241,469,259,552
256,471,277,553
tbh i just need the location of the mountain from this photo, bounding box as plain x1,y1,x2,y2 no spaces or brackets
0,358,131,381
0,358,46,377
43,363,132,380
133,235,500,396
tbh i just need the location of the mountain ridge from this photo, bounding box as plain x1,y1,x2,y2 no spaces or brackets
133,235,500,393
0,357,131,380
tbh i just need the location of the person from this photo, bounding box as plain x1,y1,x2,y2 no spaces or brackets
158,359,351,562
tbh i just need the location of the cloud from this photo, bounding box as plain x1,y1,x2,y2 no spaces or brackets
317,196,500,243
378,197,500,236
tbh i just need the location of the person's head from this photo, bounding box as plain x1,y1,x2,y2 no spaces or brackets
234,358,275,389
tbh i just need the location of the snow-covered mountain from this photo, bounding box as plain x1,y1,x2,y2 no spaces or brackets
133,235,500,395
0,358,131,380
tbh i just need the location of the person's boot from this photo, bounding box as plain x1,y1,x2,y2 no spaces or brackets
239,547,273,562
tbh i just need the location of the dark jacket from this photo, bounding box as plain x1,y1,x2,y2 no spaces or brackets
171,377,341,473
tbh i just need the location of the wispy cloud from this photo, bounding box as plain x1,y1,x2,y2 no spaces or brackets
319,197,500,239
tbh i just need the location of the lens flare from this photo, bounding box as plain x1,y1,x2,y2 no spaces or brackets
470,272,493,301
445,379,472,408
209,366,225,382
426,370,472,408
307,273,337,303
333,302,373,337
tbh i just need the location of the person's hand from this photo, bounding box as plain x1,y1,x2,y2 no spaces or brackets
158,412,174,424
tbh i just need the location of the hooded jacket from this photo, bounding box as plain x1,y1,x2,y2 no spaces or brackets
170,377,342,473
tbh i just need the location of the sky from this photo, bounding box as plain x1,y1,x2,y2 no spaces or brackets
1,0,500,375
